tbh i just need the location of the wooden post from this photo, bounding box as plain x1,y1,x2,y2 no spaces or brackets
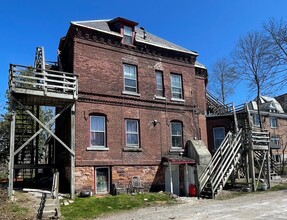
184,164,188,196
35,105,40,178
70,104,76,199
8,108,16,199
246,152,250,184
249,149,256,191
266,149,271,189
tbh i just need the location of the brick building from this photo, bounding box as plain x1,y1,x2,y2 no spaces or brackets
57,17,208,195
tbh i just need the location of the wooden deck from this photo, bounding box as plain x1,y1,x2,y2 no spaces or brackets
9,64,78,106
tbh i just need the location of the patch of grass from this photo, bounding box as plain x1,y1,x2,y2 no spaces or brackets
270,182,287,191
61,193,175,220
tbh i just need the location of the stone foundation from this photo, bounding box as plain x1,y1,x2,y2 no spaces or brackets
75,165,165,194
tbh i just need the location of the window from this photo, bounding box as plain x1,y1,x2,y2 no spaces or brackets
213,127,225,150
125,119,139,147
156,71,164,97
90,115,106,147
270,116,278,128
124,64,137,93
253,114,260,126
270,136,280,149
170,74,183,99
171,121,183,148
123,26,132,44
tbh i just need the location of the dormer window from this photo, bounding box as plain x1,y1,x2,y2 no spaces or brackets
107,17,138,46
123,26,133,45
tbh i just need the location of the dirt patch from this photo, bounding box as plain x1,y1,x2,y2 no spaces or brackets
0,188,37,220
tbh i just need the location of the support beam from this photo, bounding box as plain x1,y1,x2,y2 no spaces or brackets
70,104,75,199
248,149,256,191
13,104,71,156
8,110,16,199
25,109,75,156
184,164,188,196
266,149,271,189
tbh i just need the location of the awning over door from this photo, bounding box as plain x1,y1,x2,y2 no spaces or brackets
162,155,196,165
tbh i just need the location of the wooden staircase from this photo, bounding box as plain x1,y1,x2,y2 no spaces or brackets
25,172,61,219
14,106,35,181
198,129,243,198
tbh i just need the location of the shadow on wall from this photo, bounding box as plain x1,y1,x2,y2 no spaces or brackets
149,164,165,192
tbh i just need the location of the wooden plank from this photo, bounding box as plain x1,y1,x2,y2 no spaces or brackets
252,145,269,150
12,88,76,100
12,64,77,76
70,104,76,200
8,110,16,199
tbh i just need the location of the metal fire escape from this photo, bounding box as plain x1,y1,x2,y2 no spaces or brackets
8,47,78,199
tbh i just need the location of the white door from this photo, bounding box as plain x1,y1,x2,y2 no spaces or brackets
165,165,179,195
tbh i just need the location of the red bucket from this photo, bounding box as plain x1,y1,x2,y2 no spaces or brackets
189,184,197,197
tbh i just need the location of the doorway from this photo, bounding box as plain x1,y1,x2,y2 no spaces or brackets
165,165,179,195
95,167,110,194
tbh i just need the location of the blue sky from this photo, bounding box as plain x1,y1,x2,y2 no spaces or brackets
1,0,287,113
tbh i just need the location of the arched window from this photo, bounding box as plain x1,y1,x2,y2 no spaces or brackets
170,121,183,148
90,115,106,148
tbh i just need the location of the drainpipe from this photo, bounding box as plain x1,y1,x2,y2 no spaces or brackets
169,162,173,194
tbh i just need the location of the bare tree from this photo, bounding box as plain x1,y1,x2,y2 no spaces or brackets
232,30,277,128
208,58,237,104
264,18,287,88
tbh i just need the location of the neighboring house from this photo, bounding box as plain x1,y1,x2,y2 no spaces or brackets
206,94,287,168
248,96,287,165
56,17,208,196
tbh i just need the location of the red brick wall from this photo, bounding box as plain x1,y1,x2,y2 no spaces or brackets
67,34,207,193
206,116,233,153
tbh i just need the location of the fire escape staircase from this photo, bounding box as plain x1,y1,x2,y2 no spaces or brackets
198,129,243,198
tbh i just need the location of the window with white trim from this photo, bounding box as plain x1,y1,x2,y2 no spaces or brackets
124,64,137,93
123,26,132,45
171,121,183,148
90,115,106,147
125,119,139,147
253,114,260,127
213,127,225,150
156,71,164,97
170,74,183,99
270,116,278,128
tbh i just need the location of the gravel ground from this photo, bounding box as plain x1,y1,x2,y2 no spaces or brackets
96,188,287,220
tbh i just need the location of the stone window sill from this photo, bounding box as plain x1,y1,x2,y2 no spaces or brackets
123,147,142,152
122,91,141,97
87,147,109,151
171,98,185,102
154,96,166,100
169,148,184,153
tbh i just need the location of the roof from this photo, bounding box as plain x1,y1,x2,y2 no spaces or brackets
249,96,285,113
70,19,198,56
195,61,206,69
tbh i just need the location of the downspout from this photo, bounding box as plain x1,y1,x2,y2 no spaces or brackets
169,162,173,194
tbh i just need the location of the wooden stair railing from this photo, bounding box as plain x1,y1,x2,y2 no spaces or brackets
198,129,243,198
